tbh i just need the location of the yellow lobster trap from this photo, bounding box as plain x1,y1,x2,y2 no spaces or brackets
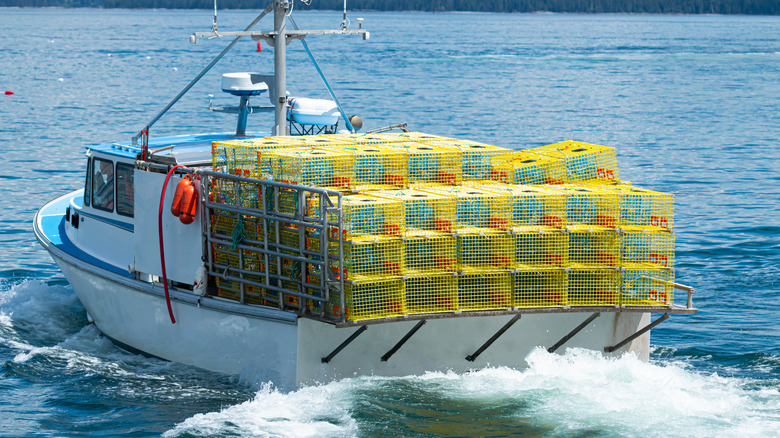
567,268,622,306
327,236,404,280
512,268,568,308
469,182,567,228
420,185,512,232
416,137,511,180
457,230,515,270
343,274,406,321
212,137,295,178
512,225,569,269
621,227,675,269
526,140,620,183
603,186,675,230
325,132,429,145
457,268,513,311
621,267,675,306
372,188,457,233
305,193,405,241
387,142,463,186
330,144,409,190
568,225,623,269
404,271,458,314
560,184,621,228
489,150,568,185
403,230,457,273
265,147,357,189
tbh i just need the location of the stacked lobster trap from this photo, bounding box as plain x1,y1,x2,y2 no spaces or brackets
207,134,676,322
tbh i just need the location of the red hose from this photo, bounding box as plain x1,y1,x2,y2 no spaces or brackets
159,165,186,324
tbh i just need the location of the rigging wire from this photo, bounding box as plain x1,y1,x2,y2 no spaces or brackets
287,15,355,132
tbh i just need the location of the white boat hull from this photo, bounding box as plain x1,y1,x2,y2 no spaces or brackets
35,189,654,390
53,252,300,386
50,248,650,390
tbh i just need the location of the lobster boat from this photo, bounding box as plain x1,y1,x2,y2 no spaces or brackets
33,1,696,389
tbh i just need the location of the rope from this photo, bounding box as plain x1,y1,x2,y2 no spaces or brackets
291,260,301,280
265,186,275,212
230,214,245,251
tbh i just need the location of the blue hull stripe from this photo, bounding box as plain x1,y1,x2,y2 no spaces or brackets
38,195,134,278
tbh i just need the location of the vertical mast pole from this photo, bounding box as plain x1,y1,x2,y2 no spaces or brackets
274,0,290,136
342,0,347,29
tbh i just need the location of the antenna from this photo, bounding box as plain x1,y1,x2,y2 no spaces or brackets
212,0,218,32
342,0,348,30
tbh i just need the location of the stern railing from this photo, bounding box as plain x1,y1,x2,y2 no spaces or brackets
198,169,346,323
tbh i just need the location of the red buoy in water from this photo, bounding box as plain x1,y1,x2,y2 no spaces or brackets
256,41,262,52
4,91,13,95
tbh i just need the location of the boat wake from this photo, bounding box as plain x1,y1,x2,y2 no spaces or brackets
165,347,780,437
0,280,87,347
0,281,246,397
4,281,779,437
0,281,154,376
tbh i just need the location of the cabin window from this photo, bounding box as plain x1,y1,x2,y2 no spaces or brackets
116,162,134,217
83,158,92,207
92,157,114,212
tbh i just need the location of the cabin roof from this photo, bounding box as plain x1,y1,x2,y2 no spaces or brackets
87,132,267,165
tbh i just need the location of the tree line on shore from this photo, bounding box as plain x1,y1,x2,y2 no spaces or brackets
3,0,778,15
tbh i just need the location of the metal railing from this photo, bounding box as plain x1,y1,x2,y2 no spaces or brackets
198,169,346,323
195,168,697,324
130,163,698,325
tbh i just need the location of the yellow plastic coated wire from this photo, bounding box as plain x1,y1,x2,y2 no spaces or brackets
208,133,677,320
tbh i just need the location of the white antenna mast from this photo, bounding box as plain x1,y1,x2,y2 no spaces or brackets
342,0,348,30
212,0,218,32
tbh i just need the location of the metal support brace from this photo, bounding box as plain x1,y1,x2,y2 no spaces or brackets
604,313,670,353
321,325,367,363
381,320,426,362
134,4,273,144
465,314,521,362
547,312,600,353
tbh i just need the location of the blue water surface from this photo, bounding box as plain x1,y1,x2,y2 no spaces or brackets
1,8,779,437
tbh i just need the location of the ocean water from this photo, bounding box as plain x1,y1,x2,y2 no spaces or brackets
1,8,779,437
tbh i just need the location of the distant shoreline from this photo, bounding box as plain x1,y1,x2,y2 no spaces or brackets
1,0,778,15
2,7,779,16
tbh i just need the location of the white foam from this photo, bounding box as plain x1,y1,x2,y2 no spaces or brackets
6,282,778,436
422,348,780,437
0,280,84,343
0,312,11,328
2,281,176,381
166,347,780,437
164,382,358,437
